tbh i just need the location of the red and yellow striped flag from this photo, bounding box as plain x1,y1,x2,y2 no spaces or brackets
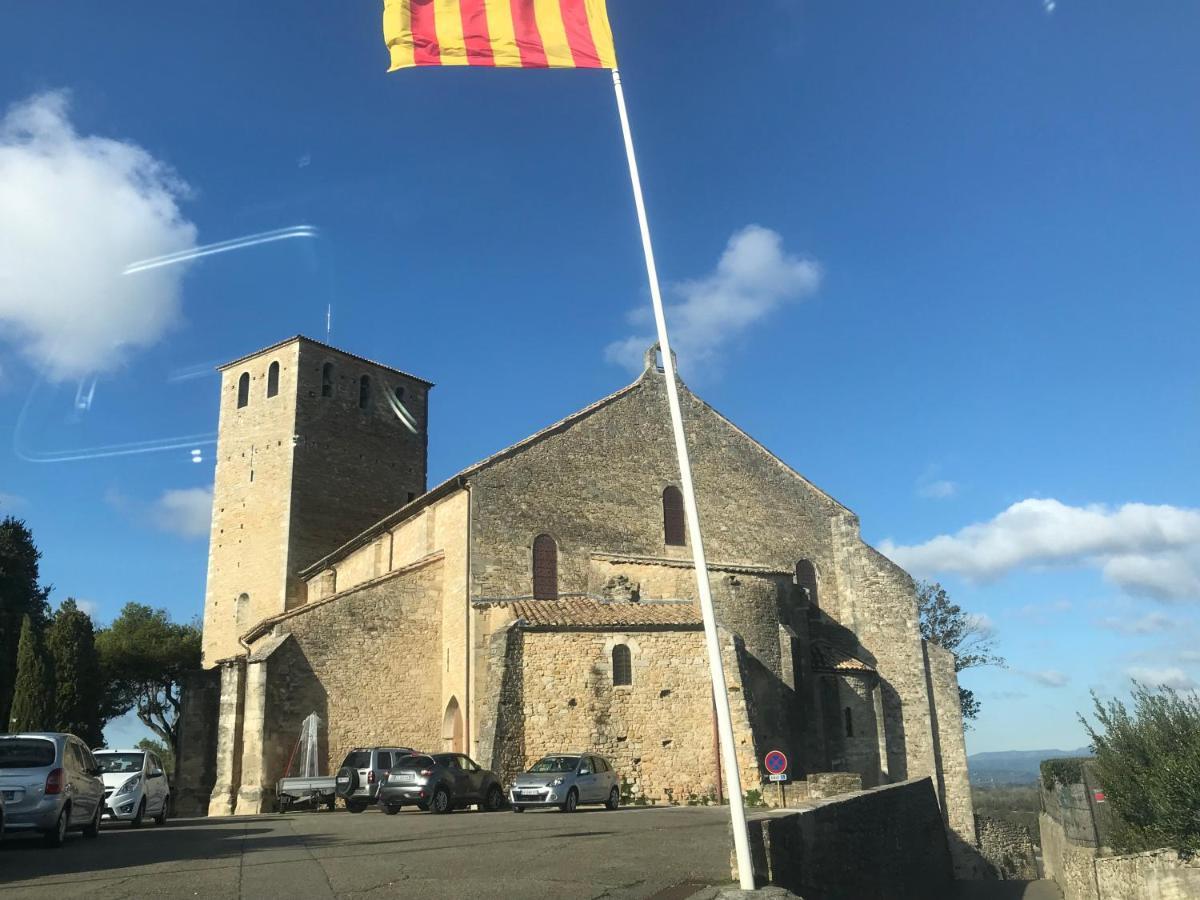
383,0,617,71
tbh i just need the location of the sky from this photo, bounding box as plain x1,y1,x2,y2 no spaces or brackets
0,2,1197,755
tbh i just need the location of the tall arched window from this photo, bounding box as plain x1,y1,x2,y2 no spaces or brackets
237,372,250,408
796,560,819,611
612,644,632,686
266,361,280,398
844,707,854,738
662,486,685,546
321,362,334,397
358,374,371,409
532,534,558,600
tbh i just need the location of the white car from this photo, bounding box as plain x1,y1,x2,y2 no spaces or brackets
93,748,170,827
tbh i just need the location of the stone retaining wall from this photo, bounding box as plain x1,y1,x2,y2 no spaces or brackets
976,814,1039,880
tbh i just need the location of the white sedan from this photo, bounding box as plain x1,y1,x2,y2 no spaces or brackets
93,748,170,827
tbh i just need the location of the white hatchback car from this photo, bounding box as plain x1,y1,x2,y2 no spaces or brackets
93,748,170,827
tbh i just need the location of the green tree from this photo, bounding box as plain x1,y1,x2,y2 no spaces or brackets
47,598,105,745
917,580,1006,725
96,604,201,760
1081,682,1200,855
0,516,51,726
9,614,54,731
135,737,175,778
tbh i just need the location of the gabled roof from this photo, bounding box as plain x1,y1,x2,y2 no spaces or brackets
812,639,876,675
218,335,435,386
476,596,702,629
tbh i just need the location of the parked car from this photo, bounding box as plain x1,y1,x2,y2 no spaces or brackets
335,746,413,812
0,733,105,846
93,748,171,827
1,785,5,842
509,753,620,813
377,752,505,814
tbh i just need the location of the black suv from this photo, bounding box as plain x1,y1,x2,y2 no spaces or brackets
376,753,505,814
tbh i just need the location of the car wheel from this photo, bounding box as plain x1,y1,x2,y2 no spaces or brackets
155,795,169,826
605,787,620,810
416,801,429,812
43,806,68,848
83,803,102,839
484,785,504,812
326,796,337,812
430,786,451,814
382,804,401,815
560,788,578,813
130,798,146,829
346,800,367,813
511,805,524,813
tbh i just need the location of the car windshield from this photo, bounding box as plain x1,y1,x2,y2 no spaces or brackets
528,756,579,774
94,752,146,774
0,738,56,768
395,755,435,770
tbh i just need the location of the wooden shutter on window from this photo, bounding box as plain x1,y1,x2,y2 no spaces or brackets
662,486,685,546
532,534,557,599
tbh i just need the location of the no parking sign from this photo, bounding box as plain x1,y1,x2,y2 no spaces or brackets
764,749,788,782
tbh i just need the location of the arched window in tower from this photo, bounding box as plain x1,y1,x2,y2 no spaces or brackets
358,374,371,409
237,372,250,408
266,361,280,398
662,486,685,546
532,534,558,600
612,644,632,686
321,362,334,397
844,707,854,738
796,559,819,611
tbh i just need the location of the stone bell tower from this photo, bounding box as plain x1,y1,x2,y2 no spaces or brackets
200,336,432,667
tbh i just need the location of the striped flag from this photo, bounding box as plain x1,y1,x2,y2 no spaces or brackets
383,0,617,70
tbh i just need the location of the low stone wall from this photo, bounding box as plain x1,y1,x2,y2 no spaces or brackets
975,814,1039,880
741,777,954,900
1041,812,1100,900
1095,849,1200,899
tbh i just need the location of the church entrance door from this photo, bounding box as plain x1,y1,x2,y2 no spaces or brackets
443,697,464,753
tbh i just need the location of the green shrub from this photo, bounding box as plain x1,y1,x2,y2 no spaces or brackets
1081,682,1200,855
1040,757,1087,791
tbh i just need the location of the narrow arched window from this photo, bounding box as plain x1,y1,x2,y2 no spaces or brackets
844,707,854,738
237,372,250,408
796,560,819,611
358,374,371,409
612,644,632,686
394,385,405,403
321,362,334,397
532,534,557,600
266,361,280,398
662,486,685,546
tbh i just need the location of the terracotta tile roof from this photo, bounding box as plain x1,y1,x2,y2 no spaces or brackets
481,597,702,629
812,640,876,674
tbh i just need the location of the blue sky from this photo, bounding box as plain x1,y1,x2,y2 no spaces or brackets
1,2,1197,754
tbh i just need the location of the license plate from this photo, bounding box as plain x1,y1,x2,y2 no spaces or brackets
517,792,540,799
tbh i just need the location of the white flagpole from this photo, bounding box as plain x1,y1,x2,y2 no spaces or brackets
610,67,756,891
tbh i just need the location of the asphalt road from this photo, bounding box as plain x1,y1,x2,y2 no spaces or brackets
0,805,733,899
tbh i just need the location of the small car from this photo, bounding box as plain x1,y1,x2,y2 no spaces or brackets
0,733,105,846
376,752,505,814
93,748,171,827
510,753,620,813
335,746,413,812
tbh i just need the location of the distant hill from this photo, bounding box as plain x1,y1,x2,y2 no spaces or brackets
968,747,1092,786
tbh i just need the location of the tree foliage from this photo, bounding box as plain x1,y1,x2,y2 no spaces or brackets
917,580,1006,724
9,614,54,731
135,737,175,777
0,516,50,726
47,598,105,745
97,604,201,759
1081,682,1200,855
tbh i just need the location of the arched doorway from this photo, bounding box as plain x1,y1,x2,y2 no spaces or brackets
442,697,464,753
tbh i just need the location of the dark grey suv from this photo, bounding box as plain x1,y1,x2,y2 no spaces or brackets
376,753,505,814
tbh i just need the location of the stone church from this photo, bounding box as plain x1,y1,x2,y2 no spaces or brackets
175,334,975,863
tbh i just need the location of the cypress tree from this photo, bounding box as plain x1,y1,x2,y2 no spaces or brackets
0,516,50,726
47,599,103,744
9,614,54,732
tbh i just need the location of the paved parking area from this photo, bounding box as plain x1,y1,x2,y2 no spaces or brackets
0,805,733,899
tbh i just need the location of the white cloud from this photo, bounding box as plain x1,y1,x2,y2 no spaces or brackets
1020,669,1070,688
0,91,196,381
1126,667,1197,691
880,499,1200,602
150,487,212,539
605,225,820,372
1096,611,1178,635
72,599,99,617
918,480,959,500
0,490,27,510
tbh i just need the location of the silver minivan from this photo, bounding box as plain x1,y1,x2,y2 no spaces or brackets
0,733,105,846
509,753,620,813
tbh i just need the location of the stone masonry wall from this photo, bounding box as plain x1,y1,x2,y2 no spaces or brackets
975,815,1039,880
743,777,954,900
